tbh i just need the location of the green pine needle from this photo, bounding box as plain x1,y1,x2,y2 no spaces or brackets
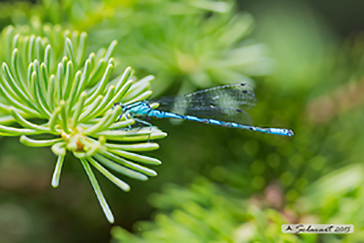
0,25,167,223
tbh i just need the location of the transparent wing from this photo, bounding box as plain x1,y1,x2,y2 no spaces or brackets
151,83,257,124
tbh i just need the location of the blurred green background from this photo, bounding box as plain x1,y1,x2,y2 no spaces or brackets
1,0,364,242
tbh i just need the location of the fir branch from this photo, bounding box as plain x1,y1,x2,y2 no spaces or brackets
0,26,167,223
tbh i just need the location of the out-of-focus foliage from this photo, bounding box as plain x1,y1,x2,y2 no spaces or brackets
250,0,334,91
299,164,364,242
113,166,364,242
1,0,364,242
112,178,303,243
0,0,273,95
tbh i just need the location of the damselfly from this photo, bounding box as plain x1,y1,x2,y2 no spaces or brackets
115,83,294,136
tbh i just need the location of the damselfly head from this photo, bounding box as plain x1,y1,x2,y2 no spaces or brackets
113,103,125,109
